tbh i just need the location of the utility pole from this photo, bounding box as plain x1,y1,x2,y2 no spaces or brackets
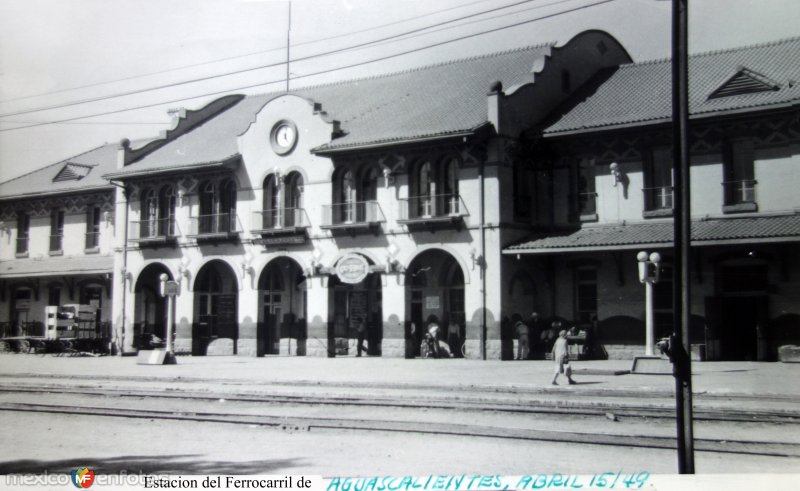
670,0,695,473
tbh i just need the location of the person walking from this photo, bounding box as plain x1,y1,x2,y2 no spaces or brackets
515,320,530,360
528,312,543,356
551,330,576,385
447,320,461,358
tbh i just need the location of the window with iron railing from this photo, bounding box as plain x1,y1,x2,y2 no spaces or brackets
643,186,674,211
723,139,757,211
398,194,468,221
85,206,101,250
49,210,64,253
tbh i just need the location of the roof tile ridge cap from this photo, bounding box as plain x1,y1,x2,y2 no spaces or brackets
630,36,800,68
286,42,557,91
0,143,110,186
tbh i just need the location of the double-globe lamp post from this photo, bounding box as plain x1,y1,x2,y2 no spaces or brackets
637,251,662,356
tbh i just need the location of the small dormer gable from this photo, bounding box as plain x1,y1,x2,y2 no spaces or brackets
709,67,781,99
53,162,94,182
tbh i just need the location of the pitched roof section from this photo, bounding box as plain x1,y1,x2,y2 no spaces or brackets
107,45,555,177
0,143,119,200
504,214,800,253
544,37,800,135
295,46,553,152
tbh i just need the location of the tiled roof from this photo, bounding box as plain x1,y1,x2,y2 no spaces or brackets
112,45,554,175
504,214,800,253
0,255,113,278
544,37,800,135
0,143,118,200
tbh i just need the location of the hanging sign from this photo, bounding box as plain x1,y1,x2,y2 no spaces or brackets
336,254,370,284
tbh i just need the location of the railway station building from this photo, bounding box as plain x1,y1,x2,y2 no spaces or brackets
1,30,799,360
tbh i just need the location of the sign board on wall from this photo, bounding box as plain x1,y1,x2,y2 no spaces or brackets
336,254,370,284
425,296,440,310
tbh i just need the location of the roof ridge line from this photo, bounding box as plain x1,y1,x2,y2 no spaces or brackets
0,143,110,186
625,35,800,68
281,42,556,93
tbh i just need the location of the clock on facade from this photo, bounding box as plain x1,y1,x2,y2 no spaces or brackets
270,120,298,155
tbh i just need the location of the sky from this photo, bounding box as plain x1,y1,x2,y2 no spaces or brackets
1,0,798,182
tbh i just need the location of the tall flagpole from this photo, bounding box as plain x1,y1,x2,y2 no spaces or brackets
286,0,292,92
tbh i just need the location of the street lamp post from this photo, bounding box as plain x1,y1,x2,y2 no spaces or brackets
159,273,179,364
637,251,662,356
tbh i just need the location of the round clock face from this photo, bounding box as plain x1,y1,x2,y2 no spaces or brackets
276,125,295,147
271,120,298,155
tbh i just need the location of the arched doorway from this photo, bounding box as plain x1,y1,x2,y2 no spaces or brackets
193,260,238,355
257,257,307,356
329,254,383,356
405,249,465,357
133,263,172,349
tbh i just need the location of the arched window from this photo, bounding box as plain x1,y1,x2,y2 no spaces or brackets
158,185,176,236
362,167,379,202
341,170,356,223
263,174,280,229
443,157,459,215
417,161,434,217
285,172,304,227
142,188,158,237
198,179,237,234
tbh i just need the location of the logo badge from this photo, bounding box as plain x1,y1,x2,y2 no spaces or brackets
335,254,370,284
71,468,95,488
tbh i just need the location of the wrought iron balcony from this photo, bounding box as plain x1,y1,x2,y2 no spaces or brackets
251,207,311,235
397,194,469,230
129,217,179,245
320,201,385,234
187,213,241,241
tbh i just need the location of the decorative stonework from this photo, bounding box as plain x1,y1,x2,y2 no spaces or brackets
0,191,113,220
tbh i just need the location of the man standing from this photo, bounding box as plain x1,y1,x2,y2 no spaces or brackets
551,330,576,385
515,320,529,360
355,317,368,357
528,312,542,356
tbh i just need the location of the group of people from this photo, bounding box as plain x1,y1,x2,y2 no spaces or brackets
515,312,576,385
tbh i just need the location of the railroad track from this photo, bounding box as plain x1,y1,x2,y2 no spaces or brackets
1,399,799,459
0,382,798,424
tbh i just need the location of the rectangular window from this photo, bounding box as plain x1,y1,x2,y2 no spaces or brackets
723,139,757,211
577,161,597,219
50,210,65,252
644,146,674,213
574,267,598,324
86,206,101,250
16,213,30,255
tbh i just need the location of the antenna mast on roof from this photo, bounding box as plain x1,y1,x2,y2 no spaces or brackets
286,0,292,92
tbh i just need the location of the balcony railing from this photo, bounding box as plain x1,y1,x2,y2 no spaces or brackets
643,186,674,211
321,201,385,229
85,231,100,250
723,179,757,205
49,234,63,252
251,207,311,233
15,236,28,255
187,213,241,238
398,194,469,223
129,217,179,244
